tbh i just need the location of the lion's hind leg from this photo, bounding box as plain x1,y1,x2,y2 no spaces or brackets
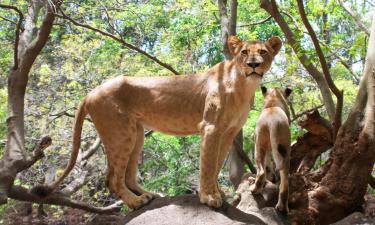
250,138,270,194
99,118,153,209
272,142,290,214
125,123,160,199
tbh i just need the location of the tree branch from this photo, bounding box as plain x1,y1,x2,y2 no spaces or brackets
291,104,325,122
81,137,101,161
21,136,52,172
337,0,370,36
8,185,121,214
229,0,237,36
369,175,375,189
20,1,59,76
218,0,231,59
233,137,256,174
0,4,24,70
56,8,179,75
238,16,272,27
260,0,336,121
296,0,343,140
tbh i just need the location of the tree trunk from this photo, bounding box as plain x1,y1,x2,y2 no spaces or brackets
217,0,251,187
0,0,56,203
289,12,375,225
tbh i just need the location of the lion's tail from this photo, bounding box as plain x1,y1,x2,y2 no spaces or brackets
31,99,88,197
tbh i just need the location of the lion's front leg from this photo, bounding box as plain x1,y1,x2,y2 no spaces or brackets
199,123,223,208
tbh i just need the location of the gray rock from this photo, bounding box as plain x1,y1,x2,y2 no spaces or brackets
122,194,266,225
330,212,375,225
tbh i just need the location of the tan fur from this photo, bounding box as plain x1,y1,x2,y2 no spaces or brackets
44,36,282,209
250,87,292,213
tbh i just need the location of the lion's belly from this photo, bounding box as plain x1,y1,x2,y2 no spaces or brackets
140,113,201,136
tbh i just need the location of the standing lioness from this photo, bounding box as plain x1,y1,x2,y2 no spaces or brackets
251,86,292,213
32,36,282,209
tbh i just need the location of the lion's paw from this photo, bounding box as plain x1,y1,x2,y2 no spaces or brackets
128,194,153,210
275,201,289,214
199,191,222,208
250,183,263,194
143,192,161,200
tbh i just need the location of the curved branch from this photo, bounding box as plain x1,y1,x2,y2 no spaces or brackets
238,16,272,27
56,8,179,75
296,0,343,139
0,4,24,70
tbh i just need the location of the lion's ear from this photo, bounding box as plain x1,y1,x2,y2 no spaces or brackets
285,87,292,97
265,36,282,56
261,86,267,96
228,36,243,56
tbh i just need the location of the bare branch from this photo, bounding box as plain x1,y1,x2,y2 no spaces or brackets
56,8,179,75
21,136,52,172
296,0,343,139
218,0,231,59
0,4,24,70
291,104,325,122
367,0,375,7
0,15,18,26
338,0,370,36
233,136,256,174
229,0,237,36
238,16,272,27
8,185,121,214
81,138,101,161
50,108,92,122
324,46,360,84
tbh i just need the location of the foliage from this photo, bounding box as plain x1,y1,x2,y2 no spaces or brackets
0,0,372,216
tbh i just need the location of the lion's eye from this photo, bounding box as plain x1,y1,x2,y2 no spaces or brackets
259,49,267,55
241,50,248,55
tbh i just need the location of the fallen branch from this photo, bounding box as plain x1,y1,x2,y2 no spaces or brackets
8,185,121,214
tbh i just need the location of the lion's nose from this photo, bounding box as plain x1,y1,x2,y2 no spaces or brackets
247,62,261,68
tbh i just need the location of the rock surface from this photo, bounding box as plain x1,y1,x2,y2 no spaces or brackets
330,212,375,225
88,194,290,225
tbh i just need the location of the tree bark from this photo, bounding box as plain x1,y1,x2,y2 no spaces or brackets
0,0,58,204
289,12,375,225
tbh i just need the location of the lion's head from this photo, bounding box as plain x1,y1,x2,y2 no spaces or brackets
228,36,282,77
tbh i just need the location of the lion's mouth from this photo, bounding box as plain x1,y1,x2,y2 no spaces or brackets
247,71,263,78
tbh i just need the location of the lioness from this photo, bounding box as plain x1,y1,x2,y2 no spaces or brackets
250,86,292,213
32,36,282,209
